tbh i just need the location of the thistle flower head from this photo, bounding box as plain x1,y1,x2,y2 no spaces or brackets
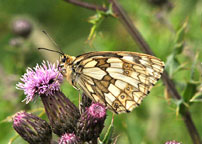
88,103,106,119
13,111,52,144
16,61,63,103
59,133,80,144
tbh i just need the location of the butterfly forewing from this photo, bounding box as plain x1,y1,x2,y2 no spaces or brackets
63,51,164,114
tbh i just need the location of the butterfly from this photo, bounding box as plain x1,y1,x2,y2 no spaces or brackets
57,51,164,114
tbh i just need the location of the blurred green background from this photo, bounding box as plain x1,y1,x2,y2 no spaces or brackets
0,0,201,143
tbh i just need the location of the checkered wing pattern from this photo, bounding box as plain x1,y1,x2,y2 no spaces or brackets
62,51,164,114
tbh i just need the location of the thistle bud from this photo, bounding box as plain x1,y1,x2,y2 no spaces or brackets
12,19,32,38
59,133,80,144
77,103,106,142
13,111,52,144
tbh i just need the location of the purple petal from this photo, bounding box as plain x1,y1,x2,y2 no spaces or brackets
16,61,63,103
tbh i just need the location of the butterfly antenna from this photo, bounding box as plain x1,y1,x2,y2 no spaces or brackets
38,48,64,55
42,30,64,55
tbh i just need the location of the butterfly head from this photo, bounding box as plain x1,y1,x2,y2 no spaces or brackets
37,48,75,74
59,54,74,65
59,54,75,74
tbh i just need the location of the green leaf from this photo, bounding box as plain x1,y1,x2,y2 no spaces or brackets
175,98,189,116
175,19,188,44
173,42,184,55
105,4,114,16
181,53,200,103
190,53,199,81
174,19,188,55
88,12,103,25
101,116,114,144
175,99,183,116
87,12,104,42
165,54,180,77
183,82,197,103
87,4,114,43
165,19,188,77
190,92,202,102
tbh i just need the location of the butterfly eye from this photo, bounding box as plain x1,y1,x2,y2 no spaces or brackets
61,57,66,63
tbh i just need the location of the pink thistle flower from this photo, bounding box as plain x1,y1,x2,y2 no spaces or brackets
16,61,80,137
16,61,63,103
88,103,106,119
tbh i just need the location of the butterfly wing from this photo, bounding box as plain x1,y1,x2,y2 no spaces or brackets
72,51,164,114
